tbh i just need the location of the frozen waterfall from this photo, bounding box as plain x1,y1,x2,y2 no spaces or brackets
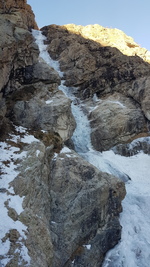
32,29,150,267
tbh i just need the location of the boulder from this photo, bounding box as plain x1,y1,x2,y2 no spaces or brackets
12,89,76,142
88,93,147,151
112,136,150,156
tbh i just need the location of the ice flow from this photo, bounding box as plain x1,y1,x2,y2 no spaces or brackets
32,29,150,267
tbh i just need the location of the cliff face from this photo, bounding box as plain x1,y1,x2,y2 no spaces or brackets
0,1,75,141
0,0,38,133
0,3,149,267
42,24,150,151
0,0,38,29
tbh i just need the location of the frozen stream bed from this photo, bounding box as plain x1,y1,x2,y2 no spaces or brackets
102,151,150,267
32,29,150,267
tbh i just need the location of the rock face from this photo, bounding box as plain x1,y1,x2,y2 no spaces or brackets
7,60,75,141
8,140,53,267
12,88,75,141
0,0,38,30
0,3,38,132
49,149,125,267
1,5,149,267
0,5,75,142
88,93,147,151
1,137,125,267
41,24,150,150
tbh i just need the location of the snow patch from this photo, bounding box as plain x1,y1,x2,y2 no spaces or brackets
15,126,27,133
51,221,56,224
60,146,72,154
8,195,24,215
36,150,41,157
89,105,99,113
52,153,58,160
0,128,38,264
45,100,53,104
83,244,91,250
20,134,39,144
93,93,99,102
107,100,126,108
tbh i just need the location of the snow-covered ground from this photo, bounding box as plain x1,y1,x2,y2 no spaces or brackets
32,29,150,267
0,126,38,266
102,151,150,267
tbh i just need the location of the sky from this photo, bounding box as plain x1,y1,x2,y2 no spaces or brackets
27,0,150,51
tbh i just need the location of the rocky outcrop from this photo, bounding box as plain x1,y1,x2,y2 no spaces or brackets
112,136,150,156
128,76,150,121
4,60,75,141
0,4,75,142
41,24,150,150
3,139,52,267
12,89,75,141
0,5,38,133
87,93,147,151
0,21,38,96
41,24,150,98
0,0,38,30
46,148,125,267
0,132,125,267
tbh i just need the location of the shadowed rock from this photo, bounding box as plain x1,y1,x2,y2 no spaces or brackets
41,24,150,150
49,149,126,267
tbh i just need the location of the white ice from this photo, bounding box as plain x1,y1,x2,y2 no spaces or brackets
32,29,63,77
36,150,41,157
106,100,126,108
102,152,150,267
60,146,72,154
45,99,53,104
83,244,92,250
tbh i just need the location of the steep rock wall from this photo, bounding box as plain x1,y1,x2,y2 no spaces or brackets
1,135,125,267
0,3,75,141
0,0,38,133
42,24,150,150
0,5,126,267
